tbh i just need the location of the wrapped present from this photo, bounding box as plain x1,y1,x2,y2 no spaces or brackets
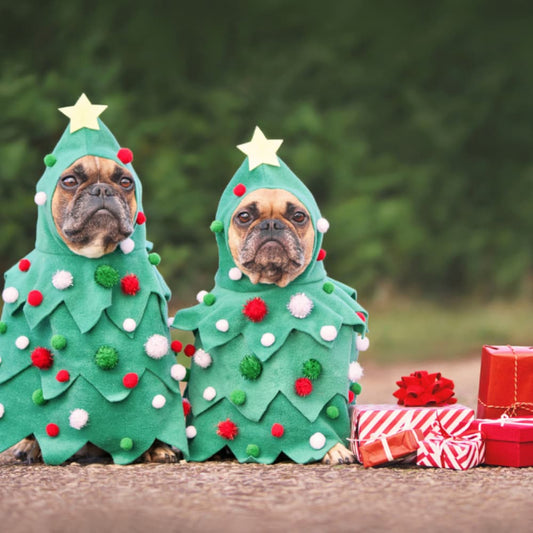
471,417,533,467
359,428,423,468
477,345,533,419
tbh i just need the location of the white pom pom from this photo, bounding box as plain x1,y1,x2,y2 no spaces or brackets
119,238,135,254
152,394,166,409
316,217,330,233
287,293,314,319
15,336,30,350
52,270,74,290
69,408,89,430
170,363,187,381
167,316,174,327
2,287,19,304
0,357,2,365
186,425,197,439
309,432,326,450
348,361,364,382
144,334,169,359
203,386,216,401
123,318,137,332
34,191,47,206
0,403,4,418
320,325,338,342
356,335,370,352
228,267,243,281
261,333,275,347
194,348,212,368
215,319,229,332
196,290,208,303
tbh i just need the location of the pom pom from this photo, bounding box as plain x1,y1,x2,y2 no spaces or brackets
322,282,334,294
287,293,313,319
233,183,247,196
34,191,47,205
0,403,4,419
167,317,174,327
2,287,19,304
316,248,326,261
210,220,224,233
230,389,246,405
171,340,183,353
120,437,133,451
348,390,355,403
239,354,262,380
196,290,208,303
182,398,191,417
46,423,60,437
52,270,73,290
203,386,216,401
32,389,46,406
217,419,238,440
246,444,260,458
56,369,70,382
136,211,146,225
393,370,457,407
184,344,196,357
194,348,212,368
228,267,243,281
326,406,340,419
309,432,326,450
121,274,140,296
302,359,322,380
15,336,30,350
117,147,133,164
27,290,43,306
144,334,169,359
18,259,31,272
148,253,161,265
123,373,139,389
260,333,275,347
295,377,313,397
51,335,67,350
203,293,216,306
243,297,268,322
43,153,57,167
69,408,89,430
215,319,229,332
152,394,166,409
271,423,284,438
119,238,135,254
316,217,330,233
348,361,364,382
123,318,137,332
186,426,197,439
0,322,7,334
94,265,119,288
350,382,362,395
170,364,187,381
320,325,338,342
31,347,53,369
356,335,370,352
356,311,367,322
95,346,119,370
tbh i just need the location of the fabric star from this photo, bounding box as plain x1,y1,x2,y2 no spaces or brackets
58,93,108,133
237,126,283,170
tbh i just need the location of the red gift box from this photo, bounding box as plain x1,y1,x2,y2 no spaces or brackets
477,345,533,419
359,428,423,468
471,417,533,467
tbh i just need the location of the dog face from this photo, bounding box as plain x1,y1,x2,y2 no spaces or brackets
228,188,315,287
52,155,137,258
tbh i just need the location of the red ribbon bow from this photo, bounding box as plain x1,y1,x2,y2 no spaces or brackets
393,370,457,407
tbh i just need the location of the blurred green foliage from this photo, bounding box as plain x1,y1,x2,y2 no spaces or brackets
1,0,532,307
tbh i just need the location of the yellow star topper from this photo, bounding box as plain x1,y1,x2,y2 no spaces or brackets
58,93,108,133
237,126,283,171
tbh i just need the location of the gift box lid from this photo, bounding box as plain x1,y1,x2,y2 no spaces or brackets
475,418,533,442
483,345,533,356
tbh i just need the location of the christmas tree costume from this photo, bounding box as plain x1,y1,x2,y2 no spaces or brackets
173,127,369,463
0,94,187,464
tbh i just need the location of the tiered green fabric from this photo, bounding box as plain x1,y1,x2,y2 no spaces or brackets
0,99,187,464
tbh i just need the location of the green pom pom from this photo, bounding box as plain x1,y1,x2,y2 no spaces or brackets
303,359,322,380
148,252,161,265
239,354,262,380
326,405,340,419
94,265,120,288
32,389,47,406
246,444,260,458
120,437,133,451
230,389,246,405
44,153,57,167
203,293,216,306
350,382,362,395
322,282,334,294
95,345,119,370
0,322,7,334
51,335,67,350
210,220,224,233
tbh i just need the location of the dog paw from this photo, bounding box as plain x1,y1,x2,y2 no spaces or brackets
321,442,355,465
13,437,43,464
142,442,179,463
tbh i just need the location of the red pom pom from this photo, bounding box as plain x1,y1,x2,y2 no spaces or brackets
117,148,133,164
233,183,246,197
271,423,284,438
28,290,43,306
46,423,60,437
356,312,366,322
123,372,139,388
136,212,146,225
217,419,239,440
242,297,268,323
295,377,313,397
171,340,183,353
18,259,31,272
121,274,140,296
317,249,327,261
182,398,191,417
56,369,70,382
31,347,53,369
348,390,355,403
184,344,196,357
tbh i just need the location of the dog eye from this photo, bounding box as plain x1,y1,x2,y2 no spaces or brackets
119,177,134,189
237,212,252,224
292,211,307,224
61,176,78,189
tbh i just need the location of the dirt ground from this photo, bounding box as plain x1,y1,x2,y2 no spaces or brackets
1,358,531,533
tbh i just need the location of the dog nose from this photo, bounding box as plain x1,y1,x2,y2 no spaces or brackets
259,219,286,232
88,183,115,197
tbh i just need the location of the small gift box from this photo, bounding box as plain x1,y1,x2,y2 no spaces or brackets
359,428,423,468
477,345,533,419
471,417,533,467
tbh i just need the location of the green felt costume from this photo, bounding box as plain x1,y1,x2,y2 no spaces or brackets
173,131,368,463
0,96,187,464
